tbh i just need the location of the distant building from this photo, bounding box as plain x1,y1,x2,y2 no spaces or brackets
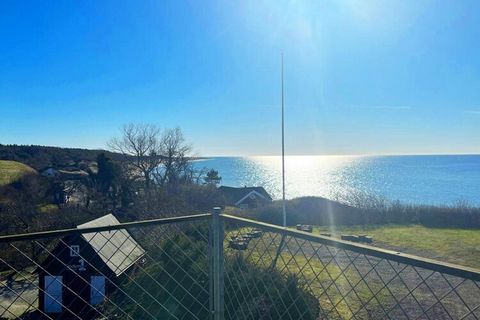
78,160,98,175
37,214,145,319
219,186,272,209
41,167,60,178
41,167,89,181
57,169,90,181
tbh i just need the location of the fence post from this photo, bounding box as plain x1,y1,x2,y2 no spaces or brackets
211,207,225,320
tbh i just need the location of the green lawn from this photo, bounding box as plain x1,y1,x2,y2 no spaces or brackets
313,224,480,270
0,160,36,186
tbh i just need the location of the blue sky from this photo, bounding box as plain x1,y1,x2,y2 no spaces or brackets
1,0,479,156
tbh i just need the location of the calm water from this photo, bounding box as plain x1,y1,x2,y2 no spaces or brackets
194,155,480,205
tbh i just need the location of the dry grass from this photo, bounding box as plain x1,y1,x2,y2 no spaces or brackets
0,160,36,186
313,224,480,270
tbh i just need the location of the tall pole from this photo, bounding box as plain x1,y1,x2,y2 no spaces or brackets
281,53,286,228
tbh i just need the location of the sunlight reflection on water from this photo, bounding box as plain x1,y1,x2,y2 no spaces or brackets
195,155,480,205
242,155,364,201
197,156,373,201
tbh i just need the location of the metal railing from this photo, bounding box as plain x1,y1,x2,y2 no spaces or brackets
0,208,479,319
0,213,212,320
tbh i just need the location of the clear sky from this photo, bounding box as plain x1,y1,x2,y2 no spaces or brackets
1,0,479,156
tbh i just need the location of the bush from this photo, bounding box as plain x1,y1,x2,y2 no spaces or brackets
225,254,319,319
111,225,319,319
240,196,480,228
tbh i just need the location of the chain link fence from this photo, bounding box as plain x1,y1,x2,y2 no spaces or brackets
0,209,479,319
0,214,211,320
222,214,480,320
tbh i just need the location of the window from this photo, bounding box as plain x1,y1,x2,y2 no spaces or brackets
44,276,62,313
90,276,106,305
69,245,80,257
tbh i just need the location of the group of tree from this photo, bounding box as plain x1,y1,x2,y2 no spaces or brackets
103,123,224,219
0,144,123,170
0,123,225,234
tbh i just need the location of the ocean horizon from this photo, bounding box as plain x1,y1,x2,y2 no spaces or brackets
194,154,480,206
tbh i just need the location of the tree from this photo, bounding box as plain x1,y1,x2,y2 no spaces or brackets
203,169,221,186
108,124,164,189
152,127,192,189
50,181,66,205
96,153,119,195
109,124,193,192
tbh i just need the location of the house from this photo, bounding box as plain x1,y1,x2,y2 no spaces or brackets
41,167,89,181
78,160,98,175
57,169,90,181
41,167,60,178
37,214,146,319
219,186,272,209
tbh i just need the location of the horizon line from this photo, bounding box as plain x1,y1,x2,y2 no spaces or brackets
2,143,479,158
201,152,480,157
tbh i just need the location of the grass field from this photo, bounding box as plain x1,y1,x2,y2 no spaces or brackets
227,227,421,319
0,160,36,186
313,224,480,270
227,224,480,319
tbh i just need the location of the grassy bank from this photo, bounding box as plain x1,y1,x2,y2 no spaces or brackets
313,224,480,269
231,196,480,270
239,196,480,228
0,160,36,186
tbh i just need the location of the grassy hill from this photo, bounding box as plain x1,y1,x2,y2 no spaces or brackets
233,196,364,226
238,195,480,228
0,160,36,186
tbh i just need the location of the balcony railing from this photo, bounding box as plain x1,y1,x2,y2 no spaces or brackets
0,208,479,319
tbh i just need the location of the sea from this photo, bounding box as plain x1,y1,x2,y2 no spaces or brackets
194,155,480,206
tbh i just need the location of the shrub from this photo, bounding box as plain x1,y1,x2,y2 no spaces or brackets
110,226,319,319
225,254,319,320
240,196,480,228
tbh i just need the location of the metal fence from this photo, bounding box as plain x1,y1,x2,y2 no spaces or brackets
0,214,212,320
0,208,479,319
222,214,480,320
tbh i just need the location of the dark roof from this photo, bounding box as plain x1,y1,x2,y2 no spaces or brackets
219,186,272,205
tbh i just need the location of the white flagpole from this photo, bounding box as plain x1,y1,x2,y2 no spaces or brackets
281,53,286,227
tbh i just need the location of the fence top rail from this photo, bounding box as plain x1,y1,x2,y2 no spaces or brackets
0,213,211,243
221,213,480,282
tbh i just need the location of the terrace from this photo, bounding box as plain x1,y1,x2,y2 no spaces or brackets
0,208,479,319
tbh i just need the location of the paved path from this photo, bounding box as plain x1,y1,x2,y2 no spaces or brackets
0,277,38,319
